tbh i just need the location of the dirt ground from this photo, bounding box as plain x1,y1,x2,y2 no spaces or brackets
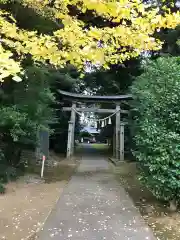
0,158,78,240
111,162,180,240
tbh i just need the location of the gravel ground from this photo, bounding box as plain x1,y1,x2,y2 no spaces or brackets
0,157,78,240
112,162,180,240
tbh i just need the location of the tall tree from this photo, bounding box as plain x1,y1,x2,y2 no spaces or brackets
0,0,179,82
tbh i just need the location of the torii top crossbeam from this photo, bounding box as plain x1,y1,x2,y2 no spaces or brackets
58,90,132,103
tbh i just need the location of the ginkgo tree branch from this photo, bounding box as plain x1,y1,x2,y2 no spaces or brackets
0,0,179,81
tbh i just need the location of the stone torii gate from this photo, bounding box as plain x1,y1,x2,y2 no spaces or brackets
59,90,132,161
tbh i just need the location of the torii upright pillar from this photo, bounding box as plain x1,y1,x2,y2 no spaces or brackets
115,105,121,160
66,103,76,158
119,122,125,161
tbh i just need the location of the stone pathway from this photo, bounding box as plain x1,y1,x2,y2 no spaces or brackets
37,145,156,240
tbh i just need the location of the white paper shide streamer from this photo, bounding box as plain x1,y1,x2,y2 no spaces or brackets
101,120,104,127
72,106,120,128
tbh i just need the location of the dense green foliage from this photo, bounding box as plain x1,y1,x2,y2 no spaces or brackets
0,64,79,191
0,65,55,187
131,57,180,204
0,1,80,190
0,150,6,193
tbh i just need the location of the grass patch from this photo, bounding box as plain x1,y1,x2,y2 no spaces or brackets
91,143,109,149
27,163,77,183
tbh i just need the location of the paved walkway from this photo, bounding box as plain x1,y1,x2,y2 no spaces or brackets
37,145,156,240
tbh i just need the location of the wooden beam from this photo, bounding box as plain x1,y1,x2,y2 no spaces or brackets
62,107,129,114
113,128,116,158
67,121,73,158
120,123,125,161
71,103,76,156
66,103,76,158
58,90,133,103
115,105,121,160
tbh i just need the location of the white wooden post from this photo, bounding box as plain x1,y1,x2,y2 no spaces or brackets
66,103,76,158
115,105,121,160
120,123,124,161
41,155,46,178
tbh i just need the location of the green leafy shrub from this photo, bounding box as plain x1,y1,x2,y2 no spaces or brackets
0,149,17,183
0,150,6,183
0,65,56,166
131,57,180,206
0,150,6,193
0,183,5,194
0,66,56,192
